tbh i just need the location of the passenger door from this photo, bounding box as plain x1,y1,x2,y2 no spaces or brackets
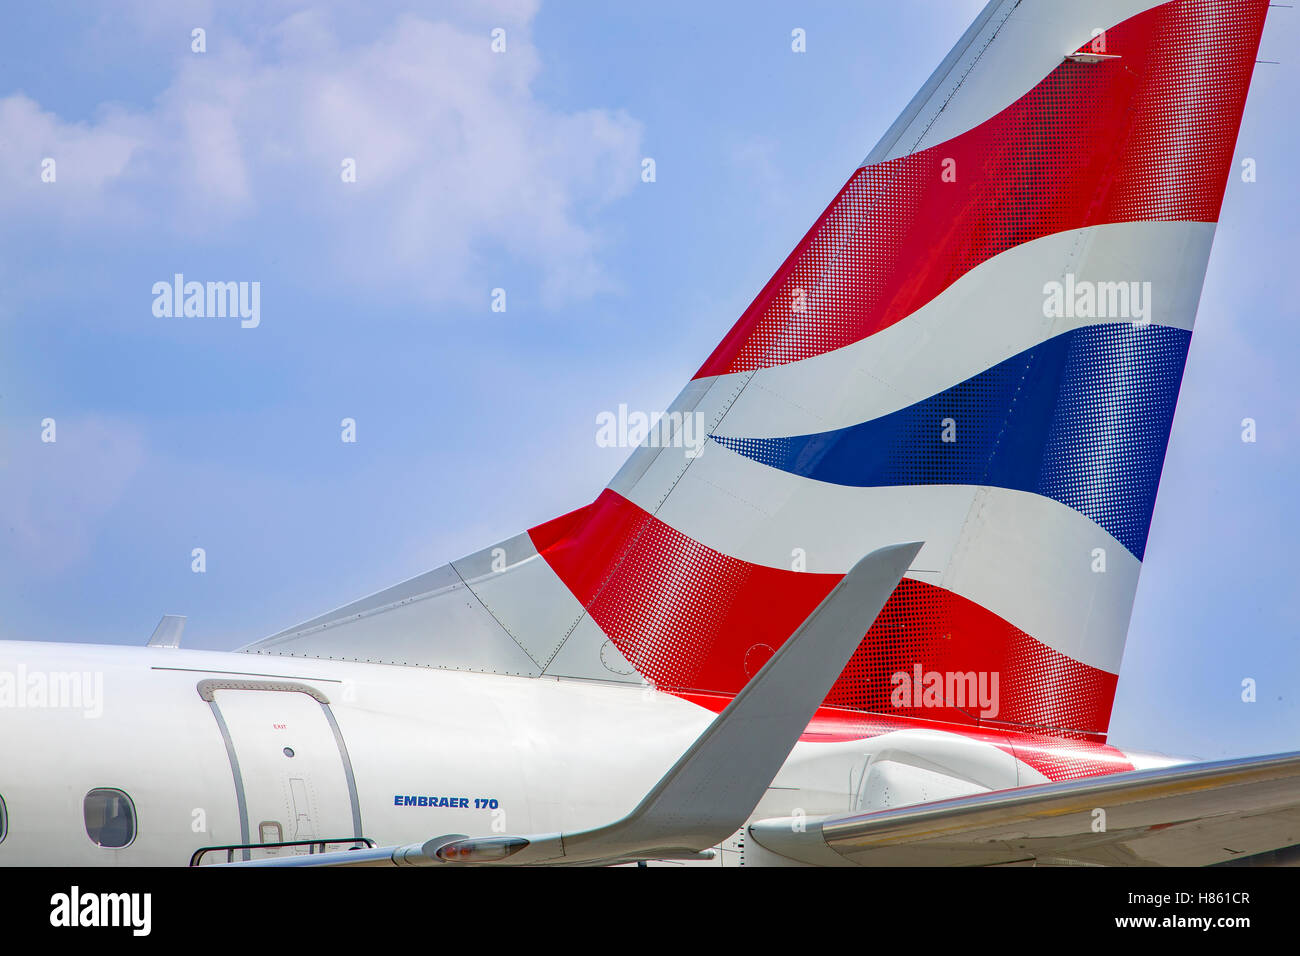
201,680,361,861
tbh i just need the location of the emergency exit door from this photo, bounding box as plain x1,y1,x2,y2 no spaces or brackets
200,679,362,860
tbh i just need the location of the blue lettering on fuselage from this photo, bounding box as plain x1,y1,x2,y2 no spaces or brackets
393,795,473,808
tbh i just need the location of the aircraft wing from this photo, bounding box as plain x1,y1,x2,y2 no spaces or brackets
748,751,1300,867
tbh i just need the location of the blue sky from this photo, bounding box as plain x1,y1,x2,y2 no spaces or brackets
1,0,1295,760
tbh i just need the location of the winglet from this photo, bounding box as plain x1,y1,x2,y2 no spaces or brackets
486,541,922,864
222,542,922,868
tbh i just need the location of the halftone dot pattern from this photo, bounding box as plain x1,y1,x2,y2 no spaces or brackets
1109,0,1266,222
1039,324,1191,558
533,491,1118,735
677,693,1136,780
1010,733,1138,782
694,0,1268,378
715,324,1192,559
587,521,751,686
532,489,841,694
822,578,1118,735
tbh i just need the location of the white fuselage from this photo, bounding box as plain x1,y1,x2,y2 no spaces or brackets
0,640,1176,866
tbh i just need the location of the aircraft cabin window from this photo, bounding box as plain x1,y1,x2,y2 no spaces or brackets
84,788,136,849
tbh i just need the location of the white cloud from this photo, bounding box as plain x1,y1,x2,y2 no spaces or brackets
0,96,144,202
0,3,642,306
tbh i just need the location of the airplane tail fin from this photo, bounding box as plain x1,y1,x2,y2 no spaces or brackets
247,0,1271,742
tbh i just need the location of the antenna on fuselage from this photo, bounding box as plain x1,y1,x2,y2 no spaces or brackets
147,614,186,648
